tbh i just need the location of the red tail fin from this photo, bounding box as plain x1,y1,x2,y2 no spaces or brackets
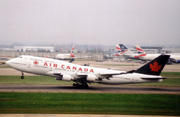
70,44,75,58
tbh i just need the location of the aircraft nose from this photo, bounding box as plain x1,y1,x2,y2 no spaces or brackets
6,59,12,66
6,60,10,66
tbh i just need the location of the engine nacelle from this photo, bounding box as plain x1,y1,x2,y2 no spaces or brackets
86,74,98,82
56,74,74,81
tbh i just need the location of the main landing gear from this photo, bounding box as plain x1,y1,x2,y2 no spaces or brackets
21,72,24,79
73,82,89,89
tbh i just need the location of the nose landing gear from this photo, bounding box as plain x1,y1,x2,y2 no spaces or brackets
21,72,24,79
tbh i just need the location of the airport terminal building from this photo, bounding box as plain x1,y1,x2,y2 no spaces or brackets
14,46,54,52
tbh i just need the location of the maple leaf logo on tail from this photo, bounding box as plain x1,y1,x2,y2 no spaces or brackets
150,61,161,72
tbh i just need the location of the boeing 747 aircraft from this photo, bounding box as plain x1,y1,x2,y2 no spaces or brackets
6,54,170,88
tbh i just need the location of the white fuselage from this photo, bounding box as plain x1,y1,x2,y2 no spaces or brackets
56,54,73,60
139,54,180,62
139,54,160,61
6,55,163,84
124,52,180,62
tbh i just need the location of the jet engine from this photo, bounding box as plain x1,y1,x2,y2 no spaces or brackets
56,74,74,81
86,74,98,82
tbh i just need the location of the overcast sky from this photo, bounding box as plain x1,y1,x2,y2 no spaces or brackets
0,0,180,46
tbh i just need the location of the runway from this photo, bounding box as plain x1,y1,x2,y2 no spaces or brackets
0,84,180,94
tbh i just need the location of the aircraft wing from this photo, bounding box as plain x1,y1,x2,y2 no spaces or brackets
52,72,88,79
74,71,126,79
49,71,126,80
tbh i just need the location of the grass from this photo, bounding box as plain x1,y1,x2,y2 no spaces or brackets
0,65,10,68
136,78,180,86
0,72,180,115
161,72,180,78
0,92,179,115
0,76,72,85
135,72,180,86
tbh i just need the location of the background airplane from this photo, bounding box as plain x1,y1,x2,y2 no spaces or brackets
6,54,170,88
117,44,180,63
116,44,143,60
135,45,180,63
55,44,75,62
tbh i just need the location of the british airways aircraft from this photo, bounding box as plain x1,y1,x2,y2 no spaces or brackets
6,54,170,88
117,44,180,63
55,44,75,62
135,45,180,63
116,44,142,59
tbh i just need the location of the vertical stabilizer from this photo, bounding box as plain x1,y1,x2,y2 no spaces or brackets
116,44,122,52
70,44,75,58
119,44,134,55
135,45,145,54
135,45,147,57
135,55,170,75
115,44,123,56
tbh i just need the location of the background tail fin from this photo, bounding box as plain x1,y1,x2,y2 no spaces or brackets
70,44,75,57
115,44,124,55
116,44,121,51
135,55,170,75
135,45,146,54
119,44,134,55
119,44,128,50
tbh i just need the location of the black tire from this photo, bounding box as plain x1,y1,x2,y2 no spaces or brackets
83,84,88,88
21,76,24,79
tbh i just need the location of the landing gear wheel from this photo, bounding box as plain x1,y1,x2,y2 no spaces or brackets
21,72,24,79
21,76,24,79
73,83,79,88
82,83,88,88
73,83,88,89
73,83,76,87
